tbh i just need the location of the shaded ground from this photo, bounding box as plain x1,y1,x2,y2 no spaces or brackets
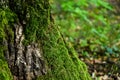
79,55,120,80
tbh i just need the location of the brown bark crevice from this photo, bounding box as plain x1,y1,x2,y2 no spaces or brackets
4,22,47,80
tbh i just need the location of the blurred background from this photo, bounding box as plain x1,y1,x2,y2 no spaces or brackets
50,0,120,79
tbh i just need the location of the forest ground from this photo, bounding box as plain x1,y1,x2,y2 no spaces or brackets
80,55,120,80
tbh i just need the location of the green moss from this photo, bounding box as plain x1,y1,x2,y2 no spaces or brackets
23,0,50,45
0,49,13,80
37,23,91,80
0,8,15,80
0,34,13,80
65,42,91,80
21,0,91,80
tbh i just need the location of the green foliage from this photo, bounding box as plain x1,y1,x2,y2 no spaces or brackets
52,0,120,57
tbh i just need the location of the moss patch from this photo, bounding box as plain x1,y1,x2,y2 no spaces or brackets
0,8,15,80
0,50,13,80
37,23,91,80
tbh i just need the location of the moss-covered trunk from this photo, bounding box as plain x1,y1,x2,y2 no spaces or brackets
0,0,91,80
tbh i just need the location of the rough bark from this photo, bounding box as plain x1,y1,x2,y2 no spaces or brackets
4,23,46,80
0,0,91,80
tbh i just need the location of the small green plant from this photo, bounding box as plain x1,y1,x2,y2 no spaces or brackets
51,0,120,57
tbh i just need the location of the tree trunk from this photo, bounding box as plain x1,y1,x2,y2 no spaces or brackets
0,0,91,80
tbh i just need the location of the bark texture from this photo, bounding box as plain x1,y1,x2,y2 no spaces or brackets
4,23,46,80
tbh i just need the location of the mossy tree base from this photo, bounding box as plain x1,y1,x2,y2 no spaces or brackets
0,0,91,80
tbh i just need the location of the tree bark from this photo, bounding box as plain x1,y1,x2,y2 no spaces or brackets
0,0,91,80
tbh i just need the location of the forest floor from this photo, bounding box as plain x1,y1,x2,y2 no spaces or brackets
79,55,120,80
